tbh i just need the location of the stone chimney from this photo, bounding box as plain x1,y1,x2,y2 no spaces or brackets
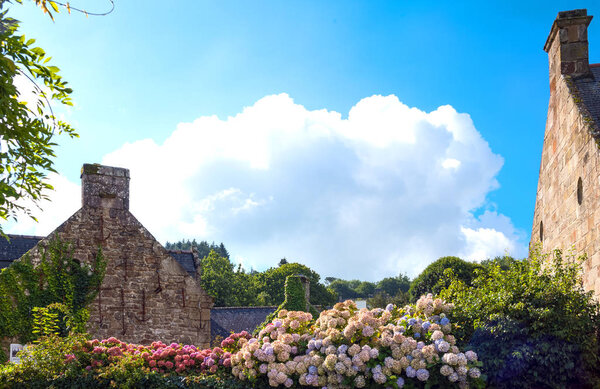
298,275,311,311
81,163,130,210
544,9,593,83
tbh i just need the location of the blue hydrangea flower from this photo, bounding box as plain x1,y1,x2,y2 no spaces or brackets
440,317,450,326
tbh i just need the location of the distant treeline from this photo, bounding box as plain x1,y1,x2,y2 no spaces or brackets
165,239,230,260
166,240,336,308
166,239,517,309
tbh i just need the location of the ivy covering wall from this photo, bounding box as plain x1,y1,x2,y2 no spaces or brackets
256,275,318,334
0,236,106,354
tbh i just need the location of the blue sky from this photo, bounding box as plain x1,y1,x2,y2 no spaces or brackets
5,1,599,280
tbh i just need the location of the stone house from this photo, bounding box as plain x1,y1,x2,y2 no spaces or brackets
531,9,600,299
0,164,214,347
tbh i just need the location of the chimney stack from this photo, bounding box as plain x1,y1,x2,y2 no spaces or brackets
545,9,593,82
81,164,130,210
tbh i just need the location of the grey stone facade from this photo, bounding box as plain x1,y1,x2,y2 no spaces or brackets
14,164,214,347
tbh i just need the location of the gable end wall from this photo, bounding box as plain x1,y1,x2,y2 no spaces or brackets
23,205,214,347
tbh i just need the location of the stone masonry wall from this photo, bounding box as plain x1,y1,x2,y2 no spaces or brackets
531,11,600,299
531,73,600,299
24,165,214,347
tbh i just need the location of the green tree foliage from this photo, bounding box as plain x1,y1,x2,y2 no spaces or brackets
194,250,333,307
0,236,105,344
253,262,335,307
377,273,410,296
367,290,410,309
327,275,412,303
408,256,481,301
480,254,517,271
198,250,255,307
365,274,411,309
327,279,358,301
255,291,271,306
165,239,230,260
232,264,256,307
354,281,376,297
0,1,77,235
440,248,600,388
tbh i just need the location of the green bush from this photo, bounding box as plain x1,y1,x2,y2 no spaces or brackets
0,334,88,385
409,256,481,301
440,247,600,388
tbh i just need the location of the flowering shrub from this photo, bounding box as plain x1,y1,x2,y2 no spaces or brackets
441,248,600,388
76,337,235,377
220,331,252,353
231,295,484,388
0,295,485,388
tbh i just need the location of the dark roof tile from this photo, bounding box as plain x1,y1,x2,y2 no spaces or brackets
0,235,197,277
210,306,277,340
0,235,43,264
166,250,197,277
573,67,600,131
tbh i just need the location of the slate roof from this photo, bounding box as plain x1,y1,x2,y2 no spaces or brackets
0,235,42,270
573,65,600,134
211,306,277,341
0,234,197,277
166,250,198,277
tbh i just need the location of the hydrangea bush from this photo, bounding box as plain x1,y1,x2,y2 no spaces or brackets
232,295,483,388
0,295,485,388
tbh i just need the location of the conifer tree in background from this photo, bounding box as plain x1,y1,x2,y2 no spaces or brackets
165,239,230,259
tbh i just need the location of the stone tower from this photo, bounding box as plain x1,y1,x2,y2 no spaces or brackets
531,9,600,299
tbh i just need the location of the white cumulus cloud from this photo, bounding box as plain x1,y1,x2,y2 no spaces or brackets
3,172,80,236
4,94,527,280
